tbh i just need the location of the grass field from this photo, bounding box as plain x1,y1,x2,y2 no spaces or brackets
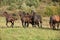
0,17,60,40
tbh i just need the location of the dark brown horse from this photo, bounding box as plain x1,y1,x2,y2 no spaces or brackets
3,12,17,28
19,11,32,27
49,15,60,29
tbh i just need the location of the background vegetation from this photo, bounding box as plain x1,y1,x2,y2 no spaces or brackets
0,0,60,26
0,0,60,16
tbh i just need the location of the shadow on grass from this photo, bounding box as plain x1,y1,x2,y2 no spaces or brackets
0,26,22,29
0,38,2,40
0,26,60,31
40,27,60,31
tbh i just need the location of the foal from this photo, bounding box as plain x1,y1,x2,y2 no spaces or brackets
3,12,17,28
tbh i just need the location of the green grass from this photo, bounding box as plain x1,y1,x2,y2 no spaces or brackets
0,17,60,40
0,28,60,40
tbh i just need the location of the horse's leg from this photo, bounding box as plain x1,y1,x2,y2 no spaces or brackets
23,22,26,28
6,18,9,27
21,20,25,28
25,22,27,27
31,22,34,27
49,17,54,29
33,22,36,27
11,21,14,28
49,22,53,29
33,20,37,27
57,23,59,29
6,21,8,27
34,22,37,27
27,22,29,27
49,18,54,29
52,23,55,30
21,21,23,26
31,21,36,27
40,20,42,28
37,23,39,28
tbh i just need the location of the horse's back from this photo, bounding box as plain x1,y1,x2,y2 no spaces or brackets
34,14,42,21
21,14,32,22
52,15,60,22
50,15,60,23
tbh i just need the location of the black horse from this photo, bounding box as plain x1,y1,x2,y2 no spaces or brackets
31,10,42,28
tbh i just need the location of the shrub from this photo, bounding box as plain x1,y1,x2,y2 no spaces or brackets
57,7,60,15
45,6,53,16
26,0,40,7
21,3,31,13
7,3,18,11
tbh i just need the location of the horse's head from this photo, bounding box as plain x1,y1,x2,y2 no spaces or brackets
3,11,8,17
31,10,36,16
19,11,26,17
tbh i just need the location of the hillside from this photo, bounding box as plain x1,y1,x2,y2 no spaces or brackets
0,0,60,16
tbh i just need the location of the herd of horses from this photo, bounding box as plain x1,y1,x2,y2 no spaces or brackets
3,10,60,30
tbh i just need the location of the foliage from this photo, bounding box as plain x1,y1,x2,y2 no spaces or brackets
45,6,53,16
0,0,60,16
26,0,40,7
7,4,18,10
57,7,60,15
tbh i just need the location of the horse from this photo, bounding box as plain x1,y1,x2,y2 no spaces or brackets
3,12,17,28
49,15,60,30
19,11,42,28
19,11,32,27
31,10,42,28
